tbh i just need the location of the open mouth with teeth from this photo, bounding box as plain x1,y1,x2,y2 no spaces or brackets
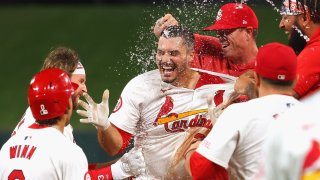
159,62,177,76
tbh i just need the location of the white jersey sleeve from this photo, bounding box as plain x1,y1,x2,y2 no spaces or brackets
196,104,241,168
109,74,147,134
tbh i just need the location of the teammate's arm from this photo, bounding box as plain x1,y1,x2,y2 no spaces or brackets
77,89,128,156
153,14,179,38
189,151,228,180
97,124,132,156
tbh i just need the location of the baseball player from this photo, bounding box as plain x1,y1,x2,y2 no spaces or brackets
77,25,235,179
187,43,300,179
168,69,259,178
153,3,259,78
0,68,87,179
279,0,320,99
11,47,87,142
8,48,146,180
262,95,320,179
0,68,146,180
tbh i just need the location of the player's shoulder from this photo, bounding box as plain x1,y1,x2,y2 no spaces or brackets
124,69,161,91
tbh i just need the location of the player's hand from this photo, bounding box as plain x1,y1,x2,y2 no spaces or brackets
111,148,146,179
153,14,179,38
77,89,110,130
207,93,226,125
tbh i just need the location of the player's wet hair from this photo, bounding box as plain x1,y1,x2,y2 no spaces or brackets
41,47,80,77
289,0,320,23
160,25,195,51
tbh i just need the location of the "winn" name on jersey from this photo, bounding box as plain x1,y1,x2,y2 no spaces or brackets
10,145,37,160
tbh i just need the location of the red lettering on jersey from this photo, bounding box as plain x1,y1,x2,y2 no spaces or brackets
164,115,212,133
17,145,22,158
154,96,174,126
20,145,29,158
9,145,37,160
26,146,37,160
10,146,17,159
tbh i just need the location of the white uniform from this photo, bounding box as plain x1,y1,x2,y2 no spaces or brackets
12,107,74,142
0,126,88,180
109,69,234,179
261,91,320,180
197,94,299,180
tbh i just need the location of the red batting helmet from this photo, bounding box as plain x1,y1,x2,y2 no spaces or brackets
28,68,79,120
204,3,258,30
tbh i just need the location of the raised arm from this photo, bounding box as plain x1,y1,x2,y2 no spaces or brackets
77,89,126,155
153,14,179,38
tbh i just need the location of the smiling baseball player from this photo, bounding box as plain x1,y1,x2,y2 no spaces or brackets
77,25,235,179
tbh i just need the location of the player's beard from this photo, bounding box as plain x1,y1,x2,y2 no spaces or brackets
288,23,307,55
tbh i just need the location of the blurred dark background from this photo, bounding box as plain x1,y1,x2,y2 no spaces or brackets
0,0,286,163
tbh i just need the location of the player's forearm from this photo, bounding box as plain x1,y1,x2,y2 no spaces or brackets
97,124,123,156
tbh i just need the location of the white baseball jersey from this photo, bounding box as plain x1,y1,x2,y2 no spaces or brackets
197,94,299,180
109,69,234,179
12,107,75,142
0,126,88,180
261,91,320,180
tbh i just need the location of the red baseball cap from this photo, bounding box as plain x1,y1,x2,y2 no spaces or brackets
204,3,258,30
255,42,297,81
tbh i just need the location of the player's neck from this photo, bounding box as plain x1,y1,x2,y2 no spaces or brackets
53,117,67,134
173,70,200,89
258,87,294,98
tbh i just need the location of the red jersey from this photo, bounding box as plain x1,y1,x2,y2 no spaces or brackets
294,27,320,98
192,34,255,77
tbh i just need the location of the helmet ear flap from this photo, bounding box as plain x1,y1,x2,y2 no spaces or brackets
28,68,75,121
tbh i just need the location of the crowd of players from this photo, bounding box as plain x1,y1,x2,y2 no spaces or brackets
0,0,320,179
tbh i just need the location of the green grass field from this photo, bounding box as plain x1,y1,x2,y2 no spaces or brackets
0,3,287,132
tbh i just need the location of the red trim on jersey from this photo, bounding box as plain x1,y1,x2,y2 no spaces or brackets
195,72,225,89
88,163,97,170
190,151,228,180
28,123,49,129
114,126,133,155
85,165,113,180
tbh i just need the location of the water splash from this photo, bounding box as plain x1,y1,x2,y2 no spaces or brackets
292,25,310,42
265,0,309,42
125,0,220,76
265,0,281,13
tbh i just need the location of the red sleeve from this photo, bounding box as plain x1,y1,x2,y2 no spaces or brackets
294,47,320,98
194,34,222,55
114,126,133,155
85,165,113,180
190,151,228,180
294,73,320,98
192,34,227,73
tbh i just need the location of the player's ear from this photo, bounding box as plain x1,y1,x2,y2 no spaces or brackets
187,49,195,64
